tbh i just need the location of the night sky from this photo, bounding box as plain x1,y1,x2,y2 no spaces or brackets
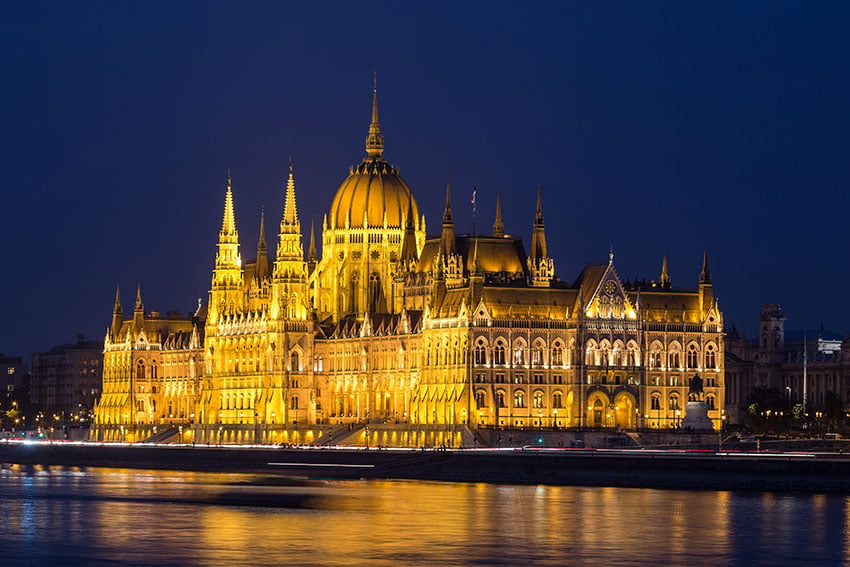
2,2,849,358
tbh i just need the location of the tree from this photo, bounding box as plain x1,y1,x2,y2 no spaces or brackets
819,390,845,432
745,387,789,433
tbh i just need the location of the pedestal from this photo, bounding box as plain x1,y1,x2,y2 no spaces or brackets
680,401,714,431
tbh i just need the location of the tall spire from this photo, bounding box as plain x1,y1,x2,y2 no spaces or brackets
400,198,419,266
281,160,300,231
256,207,270,281
493,190,504,237
365,73,384,159
700,249,711,284
221,170,237,239
530,185,548,260
134,284,144,312
440,179,456,257
659,253,671,289
308,216,317,263
110,285,123,340
113,286,122,314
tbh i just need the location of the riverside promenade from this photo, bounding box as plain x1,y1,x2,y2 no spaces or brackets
3,441,850,492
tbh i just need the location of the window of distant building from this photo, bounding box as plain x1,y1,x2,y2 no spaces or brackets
705,344,717,370
706,394,716,410
474,339,487,365
533,391,544,409
514,390,525,408
651,394,661,411
687,344,699,369
669,394,680,411
494,341,507,365
476,390,486,409
553,392,563,408
552,343,564,367
496,391,506,408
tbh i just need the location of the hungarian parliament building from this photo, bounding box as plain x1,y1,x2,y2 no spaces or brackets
92,90,725,446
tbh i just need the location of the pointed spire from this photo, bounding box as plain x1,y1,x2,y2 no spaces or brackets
221,170,237,237
255,207,270,281
529,184,548,260
609,244,614,265
700,249,712,284
659,253,671,289
441,179,456,257
113,286,122,314
281,160,299,229
493,190,504,237
308,216,317,263
400,198,419,265
365,73,384,159
134,284,144,312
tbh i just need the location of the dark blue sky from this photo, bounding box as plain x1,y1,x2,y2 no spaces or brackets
2,2,849,357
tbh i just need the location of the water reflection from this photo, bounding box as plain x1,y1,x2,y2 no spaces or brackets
0,466,847,566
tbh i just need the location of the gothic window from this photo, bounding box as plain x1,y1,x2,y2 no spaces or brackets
496,391,506,408
514,390,525,408
669,394,680,411
649,344,662,369
513,343,526,366
598,296,610,317
494,341,507,365
474,340,487,365
552,344,564,367
705,344,717,370
668,345,681,369
533,391,544,409
651,394,661,411
135,360,145,380
150,362,157,380
687,344,699,369
627,342,639,367
585,341,597,366
706,394,716,410
532,342,545,366
612,296,623,318
553,392,563,408
290,396,299,410
475,390,486,409
368,272,381,312
599,342,611,366
612,342,624,366
291,351,300,371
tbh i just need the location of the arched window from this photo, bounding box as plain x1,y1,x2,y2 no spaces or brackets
687,344,699,369
532,342,545,367
474,340,487,365
513,343,526,366
668,345,681,369
496,391,506,408
649,343,662,369
291,351,300,371
627,342,638,367
705,344,717,370
150,362,158,380
290,396,299,410
514,390,525,408
135,360,145,380
533,391,544,409
599,341,611,366
706,394,716,410
494,342,507,365
612,342,624,366
585,341,597,366
552,344,564,367
598,296,610,318
669,394,680,411
612,296,623,318
651,394,661,410
475,390,486,409
553,392,563,408
368,272,381,312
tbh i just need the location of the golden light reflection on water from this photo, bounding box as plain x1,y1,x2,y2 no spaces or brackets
0,467,849,566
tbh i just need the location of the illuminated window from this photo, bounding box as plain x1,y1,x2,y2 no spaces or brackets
552,344,564,366
669,394,680,411
513,344,525,366
533,392,544,409
496,391,506,408
705,345,717,370
494,343,506,365
514,391,525,408
532,343,544,366
706,394,716,410
651,394,661,410
6,368,14,375
687,344,699,369
553,392,563,408
474,341,487,365
290,396,299,410
475,390,486,409
668,345,681,369
291,352,300,371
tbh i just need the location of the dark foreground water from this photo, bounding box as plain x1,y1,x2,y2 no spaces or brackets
0,466,848,566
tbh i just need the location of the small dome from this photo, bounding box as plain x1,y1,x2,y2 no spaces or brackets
329,157,419,229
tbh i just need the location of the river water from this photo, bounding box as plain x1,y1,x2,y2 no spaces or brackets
0,465,847,566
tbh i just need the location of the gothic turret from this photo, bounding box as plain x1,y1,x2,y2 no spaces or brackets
307,217,317,274
659,253,671,289
272,162,308,320
210,172,244,323
440,180,457,258
111,286,123,340
699,249,714,315
493,191,504,237
527,185,554,287
365,76,384,159
133,284,145,330
255,207,270,283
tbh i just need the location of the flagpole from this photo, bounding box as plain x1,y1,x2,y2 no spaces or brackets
803,331,808,422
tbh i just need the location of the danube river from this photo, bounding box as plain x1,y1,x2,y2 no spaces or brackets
0,466,847,566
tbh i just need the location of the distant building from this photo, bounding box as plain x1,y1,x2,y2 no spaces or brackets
0,355,27,401
30,336,104,421
724,303,850,425
93,88,725,444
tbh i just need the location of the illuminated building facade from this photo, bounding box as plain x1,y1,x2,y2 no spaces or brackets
93,89,724,444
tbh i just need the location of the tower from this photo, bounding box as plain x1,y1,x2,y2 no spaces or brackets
209,172,244,325
527,185,554,287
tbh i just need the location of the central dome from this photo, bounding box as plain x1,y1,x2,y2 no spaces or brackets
327,86,420,230
329,157,419,229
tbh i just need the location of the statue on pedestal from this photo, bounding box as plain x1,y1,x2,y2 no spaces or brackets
681,373,714,431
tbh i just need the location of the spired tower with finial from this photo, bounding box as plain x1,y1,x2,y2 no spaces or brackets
310,78,426,322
